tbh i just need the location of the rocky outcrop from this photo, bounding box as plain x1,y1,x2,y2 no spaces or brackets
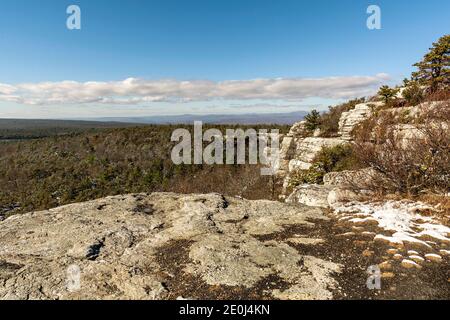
366,101,449,149
286,184,366,209
0,192,342,300
279,134,346,175
323,168,381,189
289,137,346,171
387,100,447,119
276,121,308,176
338,102,383,140
277,102,378,199
277,99,447,208
391,124,426,148
286,185,334,208
277,135,346,196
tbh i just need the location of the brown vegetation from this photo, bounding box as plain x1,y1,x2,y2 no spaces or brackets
0,124,289,216
352,97,450,197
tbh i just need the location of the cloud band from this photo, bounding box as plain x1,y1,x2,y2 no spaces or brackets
0,74,389,106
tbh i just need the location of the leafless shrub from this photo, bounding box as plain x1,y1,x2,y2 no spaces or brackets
353,100,450,196
424,88,450,102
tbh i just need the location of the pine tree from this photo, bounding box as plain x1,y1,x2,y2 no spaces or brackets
378,85,399,103
402,81,424,105
412,34,450,90
304,109,321,131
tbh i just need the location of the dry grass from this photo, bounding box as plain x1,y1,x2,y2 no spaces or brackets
417,194,450,218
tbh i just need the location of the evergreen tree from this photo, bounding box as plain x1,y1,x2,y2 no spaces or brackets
304,109,321,131
412,34,450,90
378,85,399,103
402,81,424,105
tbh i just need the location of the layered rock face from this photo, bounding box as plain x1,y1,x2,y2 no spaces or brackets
0,192,341,300
276,103,377,200
338,102,382,140
389,100,446,119
278,98,449,217
289,137,346,172
278,123,347,177
385,101,448,148
276,121,308,176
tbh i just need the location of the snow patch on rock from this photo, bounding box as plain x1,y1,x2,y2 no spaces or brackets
334,201,450,250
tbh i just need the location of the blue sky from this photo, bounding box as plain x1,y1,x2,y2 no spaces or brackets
0,0,449,118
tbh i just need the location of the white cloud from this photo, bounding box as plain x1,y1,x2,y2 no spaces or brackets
0,74,389,106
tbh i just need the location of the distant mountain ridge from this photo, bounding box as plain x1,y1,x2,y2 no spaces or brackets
0,119,141,140
78,111,308,125
0,111,305,139
0,119,139,130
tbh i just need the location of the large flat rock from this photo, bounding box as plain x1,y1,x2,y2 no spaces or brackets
0,192,341,300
